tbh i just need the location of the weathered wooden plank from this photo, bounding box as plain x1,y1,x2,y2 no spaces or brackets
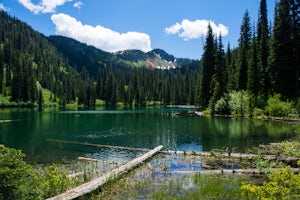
47,145,163,200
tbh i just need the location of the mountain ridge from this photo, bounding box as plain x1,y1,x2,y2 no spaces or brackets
48,35,194,75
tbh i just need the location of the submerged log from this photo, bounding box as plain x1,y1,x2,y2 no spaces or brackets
47,139,299,164
47,145,163,200
47,139,150,152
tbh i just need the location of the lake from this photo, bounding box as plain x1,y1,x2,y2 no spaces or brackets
0,107,297,164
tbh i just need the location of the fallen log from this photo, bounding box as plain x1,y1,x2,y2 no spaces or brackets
163,150,299,162
47,145,163,200
170,168,300,176
47,139,150,152
196,168,300,175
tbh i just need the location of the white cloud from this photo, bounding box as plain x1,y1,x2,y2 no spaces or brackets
18,0,72,14
165,19,229,41
0,3,10,11
51,13,152,52
73,1,83,9
165,22,181,35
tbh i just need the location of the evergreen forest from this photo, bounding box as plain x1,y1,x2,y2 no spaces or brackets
0,0,300,116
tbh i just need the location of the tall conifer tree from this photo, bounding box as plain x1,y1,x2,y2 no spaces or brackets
257,0,270,95
291,0,300,92
0,49,3,94
237,10,252,90
196,24,216,107
216,34,226,95
269,0,296,96
247,31,259,95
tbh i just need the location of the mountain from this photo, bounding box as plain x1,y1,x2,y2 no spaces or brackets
48,35,120,75
49,36,194,75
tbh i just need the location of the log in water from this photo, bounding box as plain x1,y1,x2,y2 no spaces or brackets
47,139,299,163
47,145,163,200
47,138,150,152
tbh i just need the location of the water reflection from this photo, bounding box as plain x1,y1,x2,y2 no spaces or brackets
0,108,297,163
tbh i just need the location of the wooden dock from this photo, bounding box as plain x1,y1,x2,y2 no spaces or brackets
47,145,163,200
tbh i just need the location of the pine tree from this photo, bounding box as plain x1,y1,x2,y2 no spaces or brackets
215,34,226,96
257,0,270,95
196,24,216,108
291,0,300,92
0,49,3,94
96,69,102,99
4,43,12,87
269,0,296,97
38,90,44,110
104,70,117,105
11,55,22,102
225,43,235,91
247,32,259,95
237,10,252,90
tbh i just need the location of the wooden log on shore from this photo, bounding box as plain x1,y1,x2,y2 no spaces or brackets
47,145,163,200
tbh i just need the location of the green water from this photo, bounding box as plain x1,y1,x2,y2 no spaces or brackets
0,107,296,163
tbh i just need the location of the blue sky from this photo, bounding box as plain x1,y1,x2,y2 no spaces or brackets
1,0,275,59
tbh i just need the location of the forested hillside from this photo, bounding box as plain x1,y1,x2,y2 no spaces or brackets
0,11,199,107
0,11,80,106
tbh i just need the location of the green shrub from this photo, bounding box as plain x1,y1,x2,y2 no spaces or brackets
0,145,38,200
39,164,71,198
295,98,300,114
265,94,293,117
241,167,300,199
228,90,250,116
0,145,72,199
215,95,230,115
253,107,265,117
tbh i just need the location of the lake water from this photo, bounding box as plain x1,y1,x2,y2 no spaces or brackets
0,107,297,164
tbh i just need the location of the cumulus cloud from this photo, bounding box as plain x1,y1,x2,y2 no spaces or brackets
51,13,152,52
18,0,72,14
73,1,83,9
0,3,10,11
165,19,229,41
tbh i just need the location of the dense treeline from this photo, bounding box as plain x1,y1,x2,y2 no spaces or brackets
196,0,300,116
77,62,199,106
